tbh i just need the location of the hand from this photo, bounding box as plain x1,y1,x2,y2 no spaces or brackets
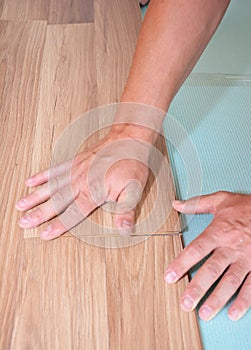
165,191,251,321
16,128,151,240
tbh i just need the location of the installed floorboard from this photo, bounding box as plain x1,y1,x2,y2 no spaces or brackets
0,20,47,349
0,0,93,24
94,0,142,104
28,22,97,176
105,235,202,350
0,1,4,18
0,0,50,21
49,0,94,24
0,0,202,348
24,0,180,239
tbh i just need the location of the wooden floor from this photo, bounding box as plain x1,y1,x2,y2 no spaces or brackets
0,0,202,348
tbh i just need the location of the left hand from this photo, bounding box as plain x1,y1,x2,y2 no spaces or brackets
165,191,251,321
16,128,151,239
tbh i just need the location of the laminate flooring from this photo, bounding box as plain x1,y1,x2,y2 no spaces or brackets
0,0,94,24
0,1,202,348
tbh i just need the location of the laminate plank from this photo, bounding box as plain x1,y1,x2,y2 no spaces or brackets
0,20,47,349
23,22,104,239
94,0,142,104
8,238,110,349
48,0,94,24
24,6,180,239
29,22,97,170
105,235,202,350
0,1,4,18
0,0,50,21
0,0,94,24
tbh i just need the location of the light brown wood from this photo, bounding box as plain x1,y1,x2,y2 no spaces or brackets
49,0,93,24
0,1,4,18
0,0,93,24
94,0,142,105
105,235,202,350
0,0,50,21
24,0,180,239
0,19,47,348
0,1,202,349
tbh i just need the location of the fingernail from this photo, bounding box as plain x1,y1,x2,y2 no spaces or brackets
119,221,133,236
122,220,132,228
19,215,31,225
40,226,52,240
40,230,50,239
25,178,33,185
200,306,212,320
181,296,194,311
229,308,240,321
164,270,177,283
173,200,184,205
16,199,26,209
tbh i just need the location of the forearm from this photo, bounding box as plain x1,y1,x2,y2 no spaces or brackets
121,0,230,111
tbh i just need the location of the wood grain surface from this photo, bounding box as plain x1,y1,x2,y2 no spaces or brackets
0,1,202,349
0,20,47,348
0,0,93,24
23,0,180,239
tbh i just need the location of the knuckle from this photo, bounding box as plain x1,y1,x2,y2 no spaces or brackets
206,261,222,278
80,189,94,205
214,191,232,211
87,180,105,205
31,189,44,203
32,207,42,218
225,272,242,289
52,191,65,205
67,204,81,218
186,243,205,259
51,192,66,213
215,247,234,264
29,207,43,223
187,285,203,299
208,296,221,310
217,190,230,198
49,177,59,194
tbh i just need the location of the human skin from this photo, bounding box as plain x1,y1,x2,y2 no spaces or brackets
16,0,251,320
167,192,251,321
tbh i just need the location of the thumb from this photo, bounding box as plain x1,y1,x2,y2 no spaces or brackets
172,192,226,214
113,180,143,235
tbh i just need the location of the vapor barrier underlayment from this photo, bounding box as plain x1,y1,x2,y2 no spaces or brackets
164,73,251,350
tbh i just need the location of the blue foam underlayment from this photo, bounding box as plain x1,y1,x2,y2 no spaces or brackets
164,77,251,350
140,2,251,349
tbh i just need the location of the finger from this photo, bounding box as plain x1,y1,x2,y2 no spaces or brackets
25,169,50,187
25,159,73,187
164,224,218,284
40,199,96,240
113,180,143,235
172,191,228,215
198,263,248,321
228,272,251,321
179,247,233,313
18,186,75,228
16,174,71,211
113,195,136,236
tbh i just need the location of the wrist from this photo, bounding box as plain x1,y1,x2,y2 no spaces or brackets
110,102,166,143
110,123,157,144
